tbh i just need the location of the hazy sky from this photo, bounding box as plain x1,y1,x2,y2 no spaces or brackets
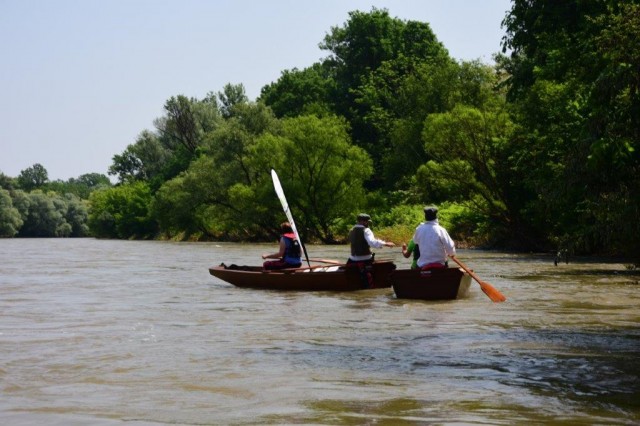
1,0,512,181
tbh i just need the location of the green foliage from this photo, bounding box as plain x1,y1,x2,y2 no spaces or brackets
259,64,335,118
18,190,65,237
11,6,632,258
368,203,424,229
0,172,17,190
252,114,373,243
88,182,156,239
0,170,96,238
413,102,524,247
321,7,446,92
17,163,49,191
218,83,249,118
420,104,513,215
587,3,640,181
110,93,223,186
45,173,111,199
437,201,493,247
382,60,502,189
109,148,144,183
320,8,450,188
151,101,280,241
108,127,196,193
367,202,487,247
162,95,203,154
63,194,90,237
151,161,230,240
500,0,640,255
260,8,450,190
10,190,30,222
152,112,373,243
365,203,423,244
0,188,23,237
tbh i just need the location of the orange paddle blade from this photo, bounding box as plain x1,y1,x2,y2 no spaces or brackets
478,280,507,302
449,255,506,303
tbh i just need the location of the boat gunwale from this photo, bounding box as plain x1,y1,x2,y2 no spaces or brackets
209,260,396,291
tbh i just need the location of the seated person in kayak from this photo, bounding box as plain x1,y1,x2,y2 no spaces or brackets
262,222,302,270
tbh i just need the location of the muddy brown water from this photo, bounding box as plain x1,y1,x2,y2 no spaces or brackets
1,239,638,425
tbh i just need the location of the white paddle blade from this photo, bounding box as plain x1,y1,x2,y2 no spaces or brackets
270,169,302,247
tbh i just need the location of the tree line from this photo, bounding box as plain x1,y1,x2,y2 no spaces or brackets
2,3,638,261
0,165,110,237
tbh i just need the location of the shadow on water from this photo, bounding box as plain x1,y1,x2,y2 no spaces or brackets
500,328,640,401
516,269,640,279
248,324,640,424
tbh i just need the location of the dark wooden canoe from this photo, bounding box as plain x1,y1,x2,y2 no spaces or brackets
209,260,396,291
390,267,472,300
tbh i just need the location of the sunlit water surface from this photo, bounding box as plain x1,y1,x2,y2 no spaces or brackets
1,239,639,425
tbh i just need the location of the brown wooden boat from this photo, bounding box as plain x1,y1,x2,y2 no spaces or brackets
389,267,472,300
209,260,396,291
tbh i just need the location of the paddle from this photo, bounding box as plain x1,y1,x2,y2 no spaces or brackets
271,169,311,267
449,255,506,303
263,263,345,273
308,258,343,265
309,257,396,267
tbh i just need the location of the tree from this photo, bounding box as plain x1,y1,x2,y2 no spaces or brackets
10,190,30,223
18,190,67,237
321,8,446,94
262,9,449,190
417,104,517,245
251,114,373,243
259,63,335,118
500,0,640,254
110,93,223,188
319,8,450,188
45,173,111,199
0,172,16,190
63,193,89,236
152,173,205,238
0,188,23,237
356,59,499,189
88,182,156,239
586,3,640,255
152,110,373,243
161,95,201,154
109,130,171,186
218,83,249,118
75,173,111,188
153,102,280,240
17,163,49,191
109,148,144,183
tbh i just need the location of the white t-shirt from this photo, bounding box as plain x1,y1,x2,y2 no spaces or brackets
412,219,456,267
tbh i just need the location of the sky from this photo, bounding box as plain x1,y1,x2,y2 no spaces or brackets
1,0,512,182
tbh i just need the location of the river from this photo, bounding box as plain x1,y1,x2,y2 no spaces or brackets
1,238,638,425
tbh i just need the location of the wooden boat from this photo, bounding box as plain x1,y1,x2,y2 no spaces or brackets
209,260,396,291
389,267,472,300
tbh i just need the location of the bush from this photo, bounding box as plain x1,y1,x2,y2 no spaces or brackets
370,201,491,247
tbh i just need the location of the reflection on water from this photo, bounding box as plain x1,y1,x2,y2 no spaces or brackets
0,239,638,425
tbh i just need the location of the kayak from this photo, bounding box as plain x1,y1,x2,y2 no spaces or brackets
209,260,397,291
389,267,472,300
